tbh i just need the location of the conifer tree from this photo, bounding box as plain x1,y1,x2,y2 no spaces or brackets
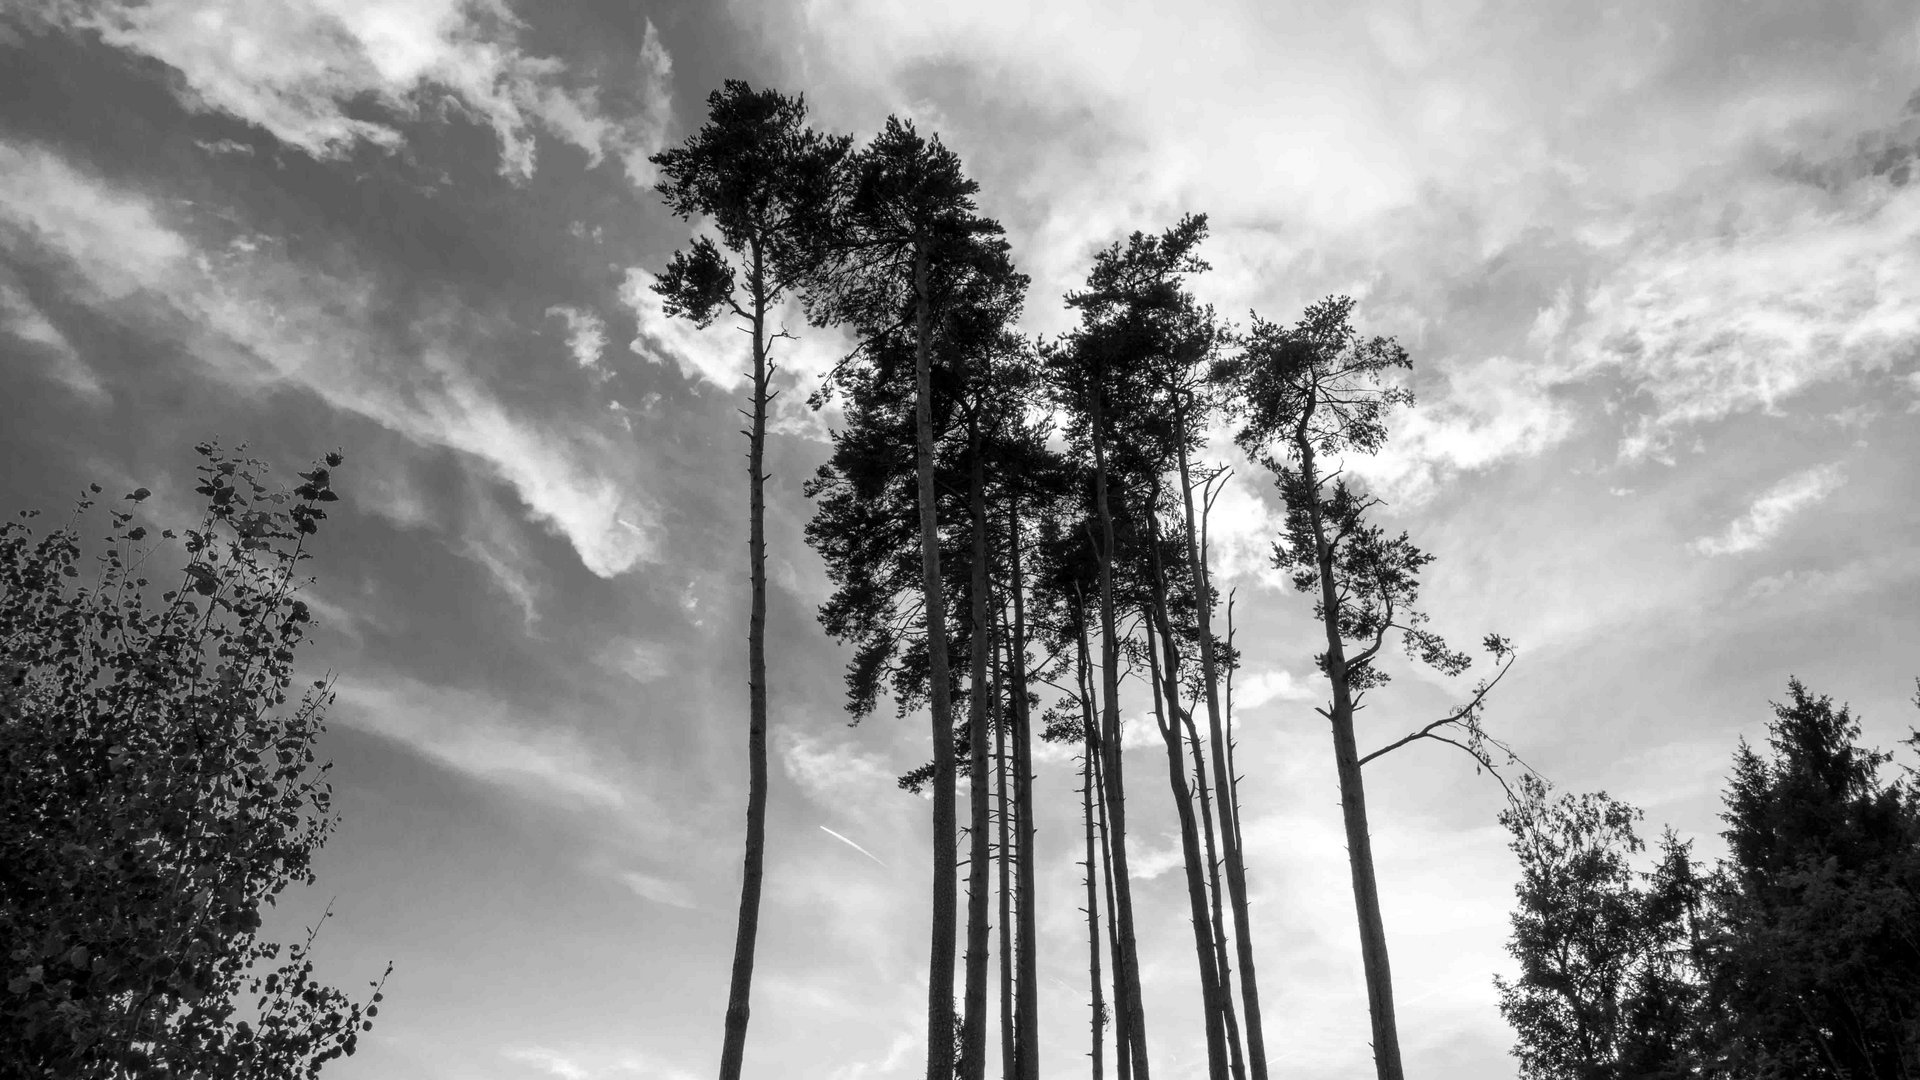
648,82,848,1080
798,121,1017,1078
1219,297,1515,1080
1710,679,1920,1077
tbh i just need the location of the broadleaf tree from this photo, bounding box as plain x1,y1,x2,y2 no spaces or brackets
0,445,387,1080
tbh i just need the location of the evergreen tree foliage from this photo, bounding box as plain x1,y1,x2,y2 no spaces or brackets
1497,679,1920,1080
647,80,849,1080
1709,679,1920,1078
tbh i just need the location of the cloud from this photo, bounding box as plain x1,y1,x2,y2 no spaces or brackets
40,0,674,181
616,870,697,910
0,268,104,399
1355,353,1576,504
758,0,1920,501
1236,668,1317,710
545,304,607,368
0,139,655,577
504,1045,699,1080
331,677,642,815
778,728,901,808
1690,463,1846,556
1564,180,1920,459
1196,446,1288,587
614,20,675,189
1123,830,1187,880
620,267,747,391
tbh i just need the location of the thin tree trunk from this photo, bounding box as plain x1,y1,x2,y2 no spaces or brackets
915,237,960,1080
996,605,1015,1080
962,426,993,1080
1092,409,1151,1080
1007,502,1040,1080
1082,613,1131,1080
1077,626,1106,1080
1297,424,1402,1080
1175,427,1269,1080
1140,588,1229,1080
716,246,771,1080
1179,676,1246,1080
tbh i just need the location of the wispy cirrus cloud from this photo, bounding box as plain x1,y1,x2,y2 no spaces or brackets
30,0,674,182
616,870,698,910
0,139,656,577
330,676,644,817
1562,177,1920,461
0,267,103,399
1690,463,1846,556
761,0,1920,503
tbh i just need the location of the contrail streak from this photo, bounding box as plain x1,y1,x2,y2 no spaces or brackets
819,825,887,868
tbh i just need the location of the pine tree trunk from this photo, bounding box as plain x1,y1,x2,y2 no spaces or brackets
1007,503,1040,1080
961,428,992,1080
915,237,960,1080
716,248,770,1080
1083,616,1131,1080
1298,429,1402,1080
1175,429,1269,1080
1180,686,1246,1080
1091,395,1151,1080
997,638,1015,1080
1078,628,1106,1080
1141,587,1229,1080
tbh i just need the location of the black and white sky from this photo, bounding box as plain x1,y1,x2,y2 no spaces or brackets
3,1,1919,1078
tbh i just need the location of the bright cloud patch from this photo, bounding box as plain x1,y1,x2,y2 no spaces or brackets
619,267,746,391
45,0,673,181
546,303,608,368
1690,463,1845,556
1355,353,1575,504
1236,668,1318,710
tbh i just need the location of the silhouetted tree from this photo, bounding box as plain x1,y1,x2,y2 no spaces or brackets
1220,297,1515,1080
0,446,387,1080
648,81,849,1080
799,117,1012,1080
1496,775,1705,1080
1708,679,1920,1078
1054,215,1242,1080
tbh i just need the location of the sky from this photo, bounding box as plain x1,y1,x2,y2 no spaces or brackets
2,1,1918,1078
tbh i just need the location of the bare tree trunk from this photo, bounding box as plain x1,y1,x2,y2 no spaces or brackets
1175,429,1269,1080
1082,615,1131,1080
997,635,1015,1080
1091,401,1151,1080
915,238,960,1080
1077,627,1106,1080
1140,589,1229,1080
962,428,992,1080
1180,686,1246,1080
1007,503,1040,1080
1297,430,1402,1080
717,246,771,1080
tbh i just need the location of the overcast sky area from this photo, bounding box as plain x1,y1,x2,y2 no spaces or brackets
3,1,1919,1078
